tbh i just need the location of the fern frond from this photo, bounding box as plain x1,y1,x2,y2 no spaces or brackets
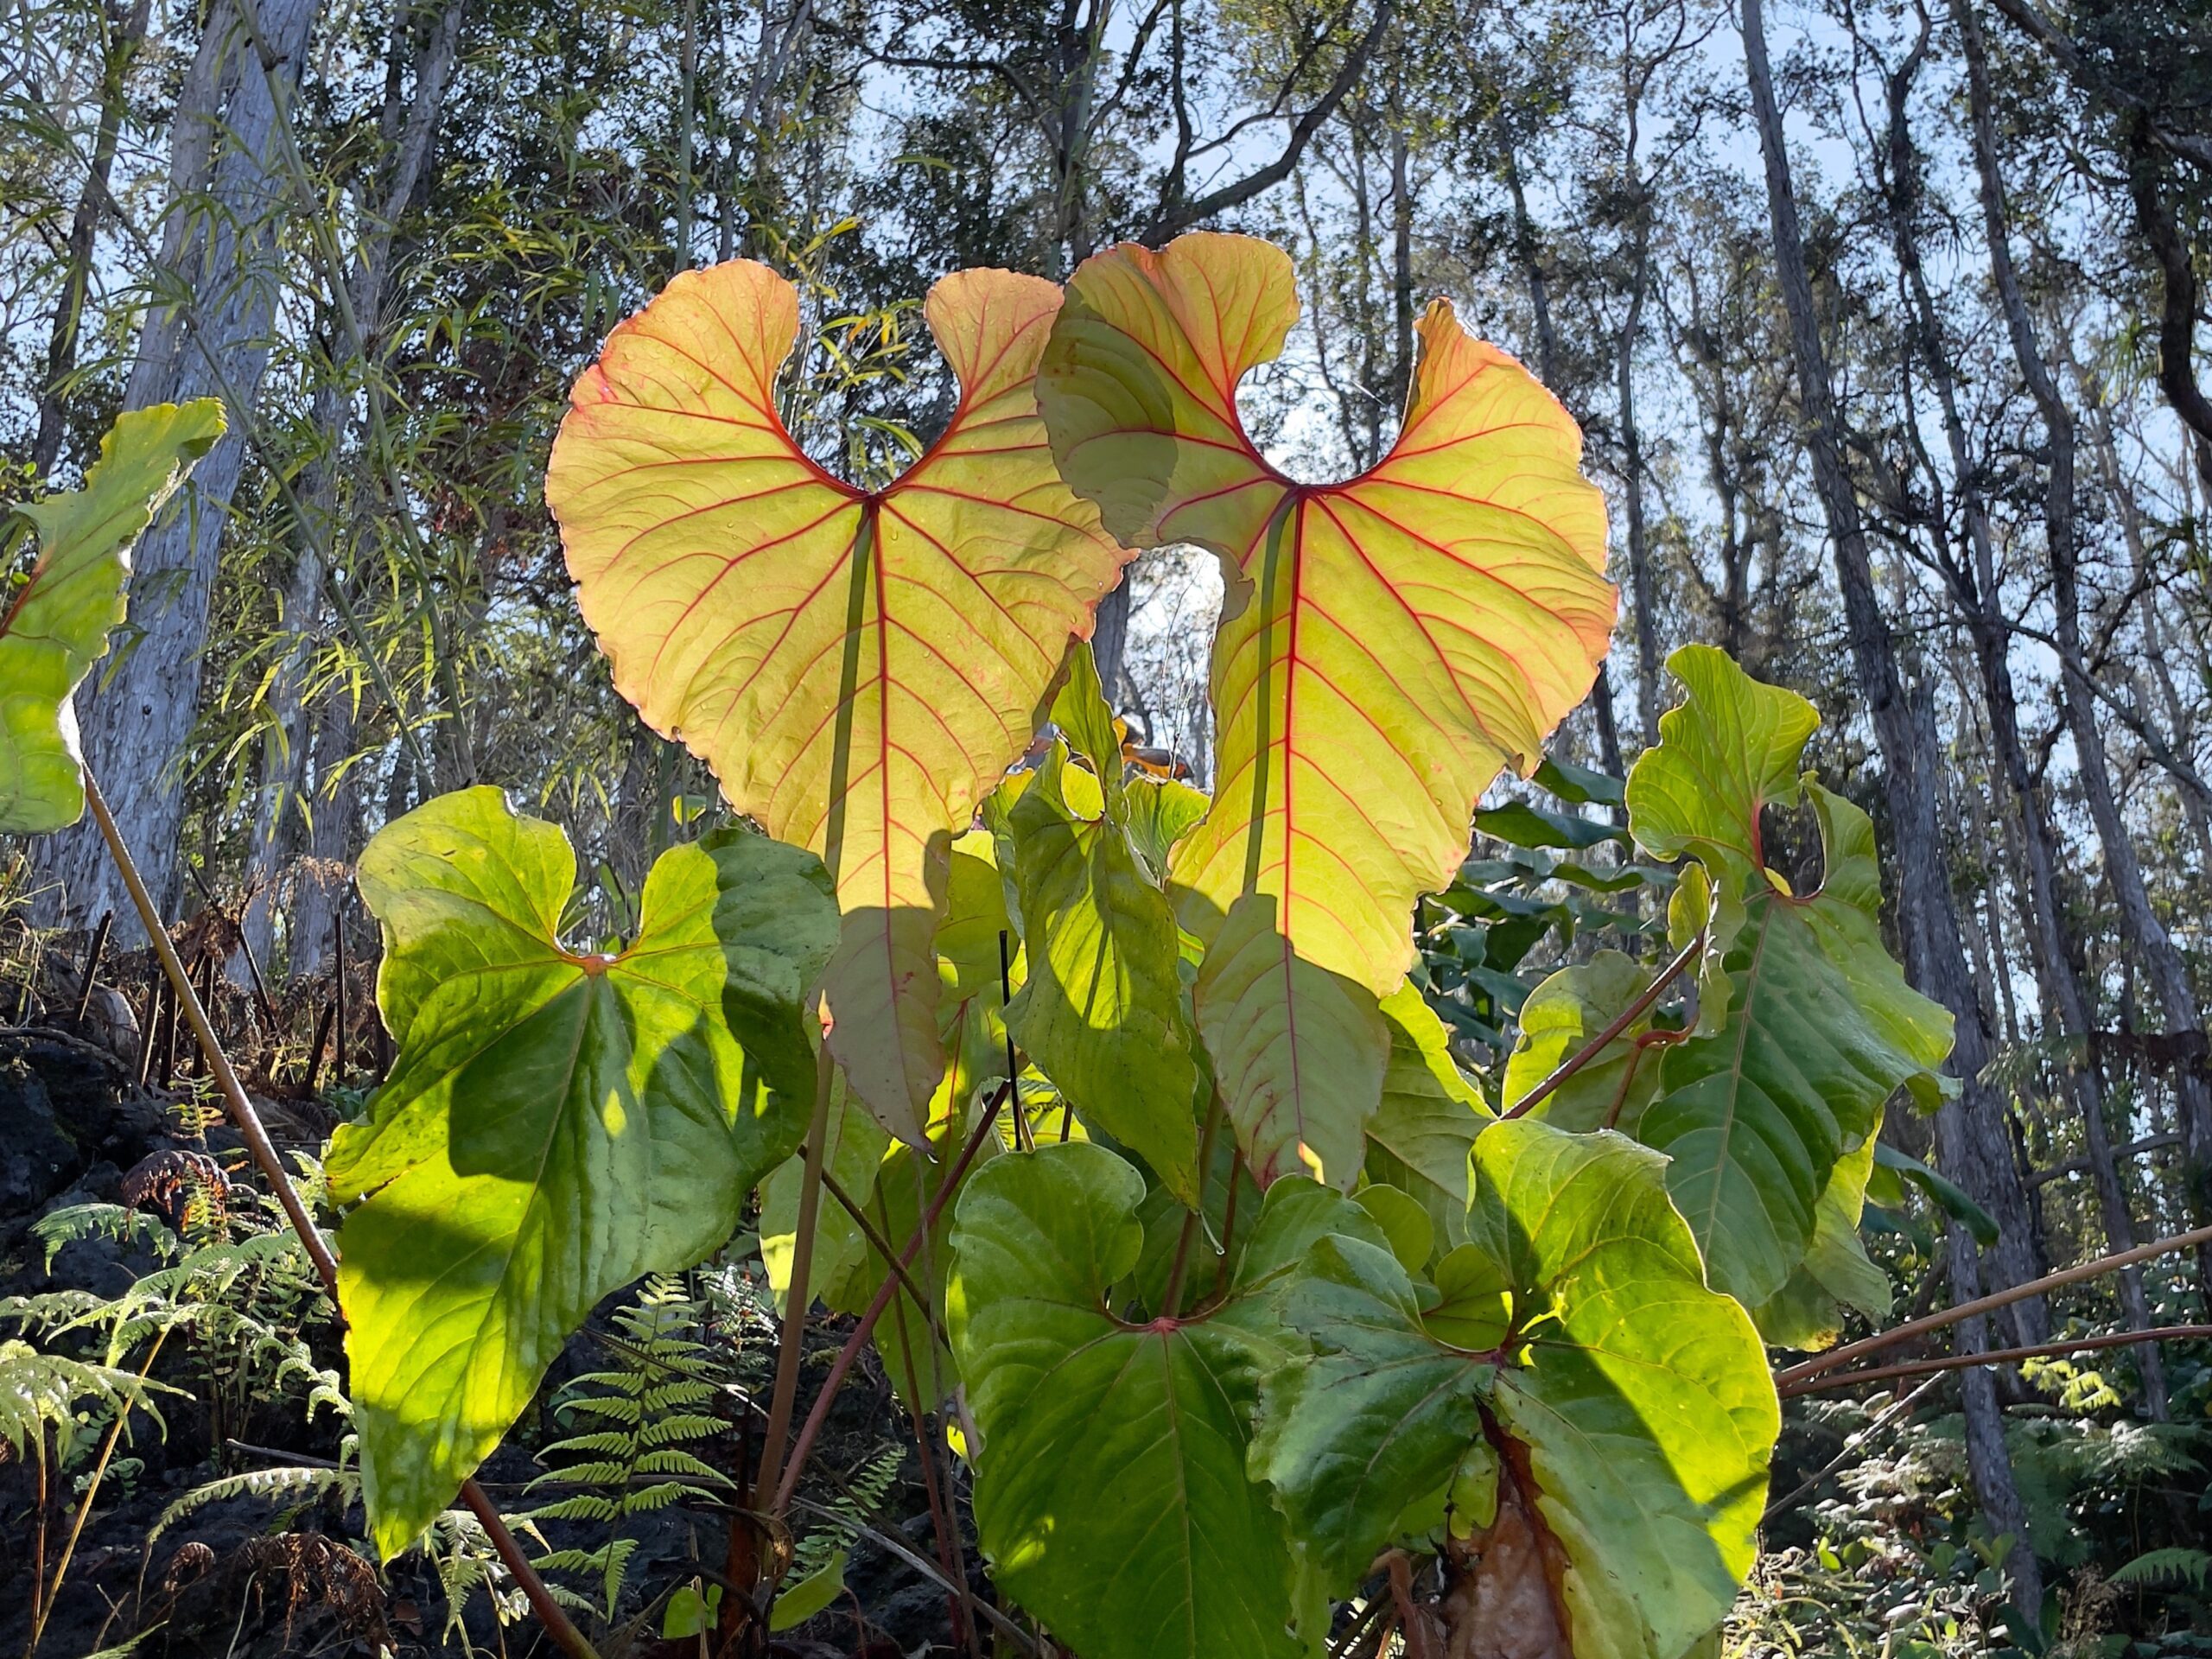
151,1463,358,1547
0,1339,174,1457
2111,1548,2212,1590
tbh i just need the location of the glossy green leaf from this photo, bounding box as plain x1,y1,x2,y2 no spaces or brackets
1874,1141,2001,1247
1040,232,1613,1189
0,400,225,834
329,788,836,1555
548,262,1127,1145
948,1142,1377,1659
771,1550,848,1630
1007,735,1201,1201
1474,798,1626,851
1534,753,1626,806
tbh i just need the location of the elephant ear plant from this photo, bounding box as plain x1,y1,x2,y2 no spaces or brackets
5,236,1980,1659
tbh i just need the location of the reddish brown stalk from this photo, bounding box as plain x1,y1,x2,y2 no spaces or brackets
752,1046,840,1511
1502,927,1705,1120
81,772,600,1659
1780,1325,2212,1398
771,1080,1014,1516
1776,1224,2212,1389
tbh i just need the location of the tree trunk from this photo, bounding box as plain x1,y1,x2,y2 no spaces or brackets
1957,0,2208,1358
31,0,152,482
1617,197,1660,747
1739,0,2040,1611
235,0,464,980
35,0,322,942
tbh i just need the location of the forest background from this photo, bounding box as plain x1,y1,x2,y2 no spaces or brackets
5,0,2212,1653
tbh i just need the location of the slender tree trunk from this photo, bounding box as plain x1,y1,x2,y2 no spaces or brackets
234,0,463,980
1739,0,2040,1610
31,0,151,482
1502,128,1626,779
35,0,321,943
1617,199,1661,747
1958,0,2212,1339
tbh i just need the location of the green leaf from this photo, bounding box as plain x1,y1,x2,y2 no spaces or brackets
329,788,836,1556
1256,1119,1777,1659
1007,742,1201,1201
1252,1230,1491,1586
1503,950,1657,1132
0,400,226,834
1624,643,1818,891
1620,652,1953,1308
1363,982,1493,1249
1048,639,1126,801
1469,1122,1775,1658
771,1550,848,1630
949,1142,1374,1659
1474,798,1627,851
1122,773,1210,884
1754,1118,1891,1351
1193,893,1388,1187
1534,753,1626,806
1874,1141,2001,1247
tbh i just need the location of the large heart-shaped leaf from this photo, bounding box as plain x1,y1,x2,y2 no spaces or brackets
547,261,1128,1143
1039,232,1613,1185
0,400,226,834
1611,649,1953,1307
329,788,836,1554
1751,1111,1892,1351
948,1141,1379,1659
1255,1120,1777,1659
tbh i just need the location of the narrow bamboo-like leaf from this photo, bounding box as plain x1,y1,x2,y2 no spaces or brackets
329,789,836,1555
1255,1119,1777,1659
1007,744,1201,1199
0,400,226,834
1042,232,1612,995
1363,981,1493,1247
548,262,1128,1144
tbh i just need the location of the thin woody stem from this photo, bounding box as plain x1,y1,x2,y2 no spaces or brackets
1778,1324,2212,1398
1775,1223,2212,1389
753,1042,839,1510
1501,927,1706,1120
772,1080,1014,1516
81,772,600,1659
